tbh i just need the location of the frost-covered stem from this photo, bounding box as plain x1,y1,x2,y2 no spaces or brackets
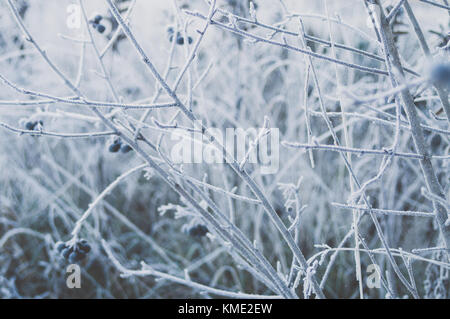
443,0,450,15
152,139,289,296
357,235,394,297
74,34,86,88
6,0,190,270
102,240,283,299
287,191,304,288
402,0,450,125
211,6,424,74
0,72,176,110
412,246,449,253
104,128,286,294
44,157,183,266
312,247,450,271
302,65,315,167
80,0,162,156
319,226,356,289
99,0,137,58
282,141,449,160
297,10,417,297
71,164,148,238
171,171,260,204
78,0,120,102
105,0,325,298
306,109,450,136
371,0,450,256
144,146,289,296
185,11,388,76
239,117,270,170
133,12,177,141
398,249,419,297
346,77,425,105
0,121,115,139
386,0,407,22
184,179,296,298
327,0,366,296
419,0,450,10
421,188,450,225
6,0,85,98
170,0,194,110
332,202,434,217
421,188,450,209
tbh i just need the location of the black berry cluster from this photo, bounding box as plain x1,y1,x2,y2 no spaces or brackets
188,224,208,238
108,137,133,153
25,120,43,131
167,27,193,45
90,14,106,34
55,239,91,263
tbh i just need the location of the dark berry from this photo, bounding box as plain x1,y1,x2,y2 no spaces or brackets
120,144,133,153
109,141,121,152
25,121,37,130
62,247,72,259
169,34,174,43
97,24,106,34
176,35,185,45
68,251,80,263
78,241,91,253
188,37,193,44
167,26,174,34
431,63,450,86
55,241,66,252
93,14,102,24
189,224,208,237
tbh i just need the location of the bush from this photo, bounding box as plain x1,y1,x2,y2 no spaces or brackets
0,0,448,299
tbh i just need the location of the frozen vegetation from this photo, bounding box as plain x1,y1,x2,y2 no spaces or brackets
0,0,449,298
